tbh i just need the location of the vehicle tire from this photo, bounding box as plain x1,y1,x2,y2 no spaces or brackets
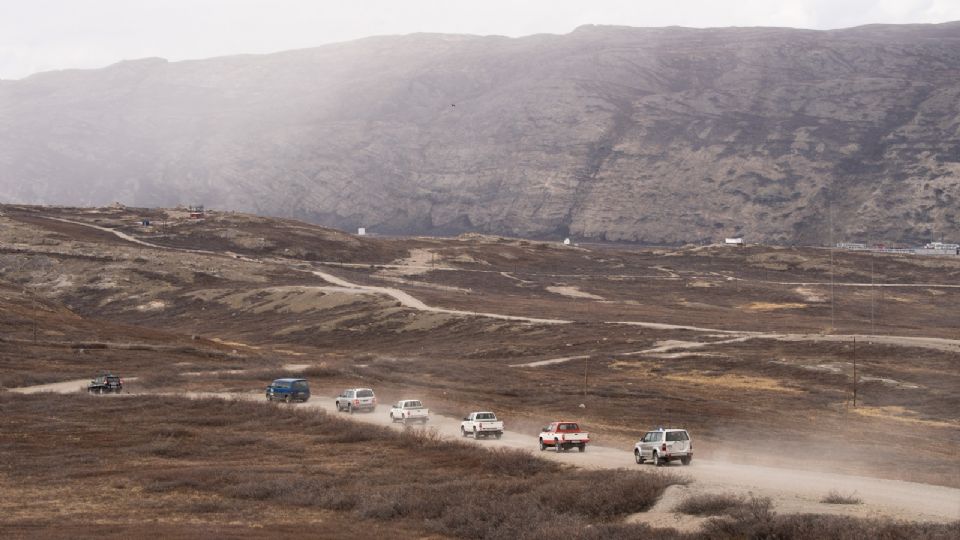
578,444,586,453
347,404,353,414
539,439,546,451
495,433,502,440
460,426,468,437
284,395,291,404
681,456,692,466
473,427,478,438
635,450,644,464
555,439,563,452
651,452,660,466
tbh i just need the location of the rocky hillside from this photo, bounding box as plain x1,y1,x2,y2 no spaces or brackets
1,23,958,244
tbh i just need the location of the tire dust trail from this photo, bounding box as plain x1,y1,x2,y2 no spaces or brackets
8,377,139,394
8,379,90,394
11,377,959,525
176,390,959,524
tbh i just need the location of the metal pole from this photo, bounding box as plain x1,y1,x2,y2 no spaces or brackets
852,337,857,408
829,199,835,333
870,255,875,334
33,294,38,344
583,355,587,398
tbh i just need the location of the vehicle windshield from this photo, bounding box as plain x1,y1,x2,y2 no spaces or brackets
666,431,689,442
357,389,374,398
476,413,495,420
406,401,422,408
558,423,579,431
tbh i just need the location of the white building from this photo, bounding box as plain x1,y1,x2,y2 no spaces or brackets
724,237,744,246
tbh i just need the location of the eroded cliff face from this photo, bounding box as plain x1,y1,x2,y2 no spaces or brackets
1,23,958,244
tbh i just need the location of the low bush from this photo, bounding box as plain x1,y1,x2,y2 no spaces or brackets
675,492,746,516
820,489,863,504
1,394,685,539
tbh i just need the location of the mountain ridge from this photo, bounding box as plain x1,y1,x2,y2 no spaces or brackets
1,22,958,244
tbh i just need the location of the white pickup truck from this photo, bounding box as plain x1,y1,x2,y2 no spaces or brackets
538,421,590,452
389,399,429,424
460,411,504,439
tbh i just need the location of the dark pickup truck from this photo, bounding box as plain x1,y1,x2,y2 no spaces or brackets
88,373,123,394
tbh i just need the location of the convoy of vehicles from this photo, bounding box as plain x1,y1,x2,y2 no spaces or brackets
265,378,311,402
538,421,590,452
87,373,123,394
266,378,692,467
335,387,377,413
389,399,430,424
634,428,692,466
460,411,503,439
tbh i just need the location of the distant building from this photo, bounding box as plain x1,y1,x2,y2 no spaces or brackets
837,242,867,250
918,242,959,255
357,227,366,236
724,237,744,246
563,237,571,245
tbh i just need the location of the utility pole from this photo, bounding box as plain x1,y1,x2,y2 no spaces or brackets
829,200,836,333
870,255,876,334
852,337,857,408
32,293,38,344
583,355,588,398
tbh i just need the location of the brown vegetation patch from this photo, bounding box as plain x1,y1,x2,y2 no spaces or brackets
0,394,682,538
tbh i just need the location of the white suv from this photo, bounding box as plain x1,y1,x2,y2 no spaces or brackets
634,428,692,466
335,388,377,413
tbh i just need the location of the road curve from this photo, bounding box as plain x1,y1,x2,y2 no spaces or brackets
11,377,958,525
234,391,960,524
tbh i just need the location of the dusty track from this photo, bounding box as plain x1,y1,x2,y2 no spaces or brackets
10,376,959,525
296,394,960,524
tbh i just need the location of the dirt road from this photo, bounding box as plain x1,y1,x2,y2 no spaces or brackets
8,379,90,394
232,390,958,524
40,215,960,353
12,377,959,525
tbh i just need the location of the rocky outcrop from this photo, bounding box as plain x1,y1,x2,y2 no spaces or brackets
1,23,958,244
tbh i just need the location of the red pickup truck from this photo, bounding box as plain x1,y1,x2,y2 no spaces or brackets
538,421,590,452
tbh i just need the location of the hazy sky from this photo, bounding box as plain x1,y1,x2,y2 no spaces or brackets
2,0,958,80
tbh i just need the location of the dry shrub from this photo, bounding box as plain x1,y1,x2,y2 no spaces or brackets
699,496,777,538
820,489,863,505
298,365,342,378
699,496,958,540
1,394,685,539
535,470,681,518
135,367,185,388
675,492,746,516
709,513,960,540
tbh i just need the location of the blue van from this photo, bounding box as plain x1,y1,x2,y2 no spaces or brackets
265,378,310,402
